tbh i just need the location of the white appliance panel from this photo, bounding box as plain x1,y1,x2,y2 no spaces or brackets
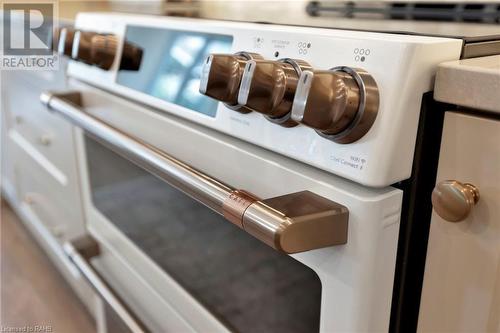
68,12,463,187
72,81,403,332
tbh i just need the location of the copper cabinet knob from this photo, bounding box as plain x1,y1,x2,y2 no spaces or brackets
199,52,262,113
238,59,311,123
432,180,480,222
291,67,379,144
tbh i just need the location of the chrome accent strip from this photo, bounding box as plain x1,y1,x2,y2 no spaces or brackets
71,30,81,59
198,54,212,94
291,70,314,123
57,27,67,55
237,60,256,106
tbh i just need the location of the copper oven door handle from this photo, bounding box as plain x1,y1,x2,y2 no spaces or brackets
41,91,348,253
63,236,148,333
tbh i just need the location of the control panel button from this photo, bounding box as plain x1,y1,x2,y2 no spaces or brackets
291,67,379,144
238,59,311,124
199,52,263,113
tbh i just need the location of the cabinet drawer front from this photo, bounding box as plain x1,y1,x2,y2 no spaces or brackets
419,112,500,332
11,134,85,242
5,71,75,177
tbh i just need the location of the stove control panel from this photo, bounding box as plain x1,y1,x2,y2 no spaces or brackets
68,13,463,187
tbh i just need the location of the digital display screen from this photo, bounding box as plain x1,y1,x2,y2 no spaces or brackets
117,26,233,117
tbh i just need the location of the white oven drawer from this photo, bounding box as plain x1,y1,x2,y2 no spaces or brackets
418,112,500,332
46,81,404,332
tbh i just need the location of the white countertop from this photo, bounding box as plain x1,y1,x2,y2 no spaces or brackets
434,55,500,113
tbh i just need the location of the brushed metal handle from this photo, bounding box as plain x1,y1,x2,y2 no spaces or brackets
41,90,348,253
63,236,147,333
432,180,480,222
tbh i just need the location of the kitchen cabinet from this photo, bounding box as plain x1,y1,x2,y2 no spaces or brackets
1,68,98,319
418,112,500,332
3,69,86,242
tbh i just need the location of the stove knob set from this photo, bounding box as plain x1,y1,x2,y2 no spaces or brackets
51,28,140,71
291,67,379,144
199,53,379,143
238,59,311,127
199,52,263,113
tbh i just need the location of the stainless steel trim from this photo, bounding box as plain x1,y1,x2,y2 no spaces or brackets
63,236,148,333
57,27,68,55
291,70,314,123
41,91,348,253
71,30,81,59
237,60,255,106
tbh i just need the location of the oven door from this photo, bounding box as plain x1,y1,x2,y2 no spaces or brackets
43,80,403,332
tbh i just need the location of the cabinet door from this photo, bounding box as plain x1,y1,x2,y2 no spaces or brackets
418,112,500,332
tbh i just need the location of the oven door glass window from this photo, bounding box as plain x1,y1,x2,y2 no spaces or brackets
85,135,322,333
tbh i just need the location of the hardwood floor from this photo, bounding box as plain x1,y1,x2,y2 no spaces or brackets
0,199,96,333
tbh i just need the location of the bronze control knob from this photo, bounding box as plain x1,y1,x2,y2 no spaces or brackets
291,67,379,144
432,180,480,222
51,27,61,52
199,52,263,113
55,27,76,57
238,59,311,126
71,30,97,64
120,41,143,71
89,34,119,70
70,32,131,71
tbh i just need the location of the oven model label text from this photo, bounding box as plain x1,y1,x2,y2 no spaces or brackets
229,116,251,127
331,154,367,171
272,39,290,49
